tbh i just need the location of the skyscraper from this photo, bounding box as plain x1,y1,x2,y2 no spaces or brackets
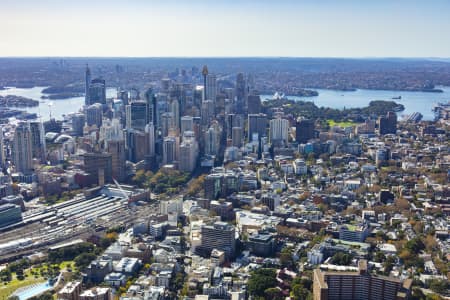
179,131,198,173
101,119,126,181
169,99,180,132
161,112,175,138
0,127,5,169
88,78,106,105
83,152,112,186
248,113,268,142
125,129,148,163
72,113,85,136
378,111,397,135
269,118,289,145
296,118,315,143
204,125,221,156
145,123,156,158
235,73,246,114
85,64,91,105
205,73,217,102
106,139,126,182
163,136,178,165
201,100,215,125
12,123,33,174
247,94,261,114
144,88,157,126
86,103,103,128
181,116,194,134
126,101,148,131
117,90,129,106
231,127,243,148
29,121,46,162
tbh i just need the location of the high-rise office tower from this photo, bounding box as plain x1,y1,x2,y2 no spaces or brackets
181,116,194,134
226,114,244,139
72,113,85,136
193,86,205,107
117,90,129,106
204,125,221,156
125,129,148,163
161,78,171,92
248,113,268,142
163,136,178,165
106,139,126,182
145,123,155,157
169,99,180,132
85,65,91,105
247,74,255,93
100,118,123,142
12,123,33,174
201,100,215,125
88,78,106,105
126,101,148,131
83,152,112,186
144,88,157,126
29,121,46,162
0,127,5,168
247,94,261,114
161,112,175,138
231,127,243,148
179,131,198,173
145,123,156,170
86,103,103,128
378,111,397,135
235,73,246,114
198,222,236,259
101,118,126,181
296,118,315,143
205,74,217,102
269,118,289,146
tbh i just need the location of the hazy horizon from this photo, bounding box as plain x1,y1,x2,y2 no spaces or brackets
1,0,450,57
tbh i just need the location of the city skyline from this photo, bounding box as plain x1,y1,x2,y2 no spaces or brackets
1,0,450,57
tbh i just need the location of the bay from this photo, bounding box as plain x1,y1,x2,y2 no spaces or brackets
0,86,116,121
1,85,448,121
262,86,450,121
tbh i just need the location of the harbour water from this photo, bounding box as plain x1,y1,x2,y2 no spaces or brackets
1,86,449,121
0,86,116,121
263,86,450,121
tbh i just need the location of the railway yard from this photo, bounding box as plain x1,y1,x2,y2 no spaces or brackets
0,188,158,262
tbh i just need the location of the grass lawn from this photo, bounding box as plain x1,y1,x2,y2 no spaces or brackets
0,261,75,299
327,119,358,127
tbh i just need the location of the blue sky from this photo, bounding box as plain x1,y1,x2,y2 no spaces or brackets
1,0,450,57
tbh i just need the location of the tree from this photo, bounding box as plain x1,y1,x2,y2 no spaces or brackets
248,268,277,298
264,287,283,300
1,268,12,282
280,247,294,268
330,252,353,266
429,279,448,295
186,174,206,197
383,255,396,275
373,251,386,263
291,277,313,300
74,252,97,269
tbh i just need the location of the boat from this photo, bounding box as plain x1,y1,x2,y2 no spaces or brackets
392,96,402,100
